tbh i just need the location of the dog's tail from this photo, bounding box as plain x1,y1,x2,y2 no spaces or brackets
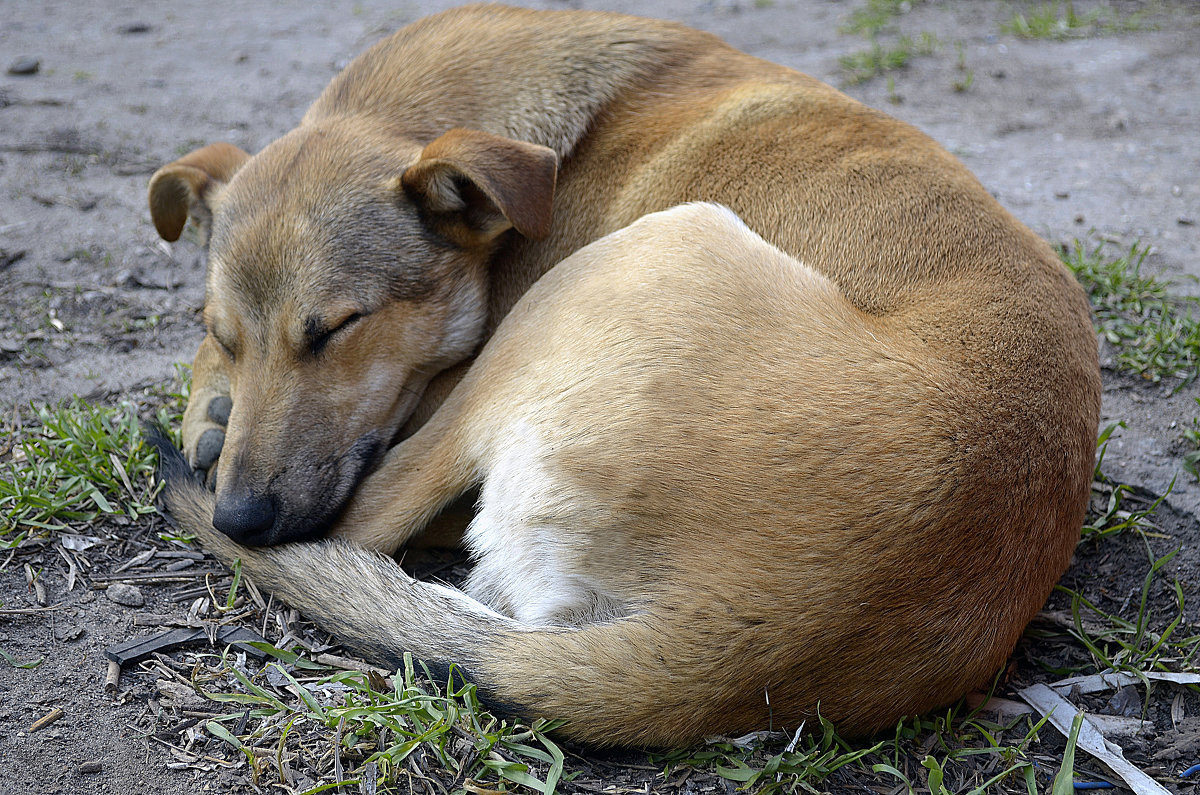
147,425,697,746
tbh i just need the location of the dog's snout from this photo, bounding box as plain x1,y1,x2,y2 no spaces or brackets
212,492,278,545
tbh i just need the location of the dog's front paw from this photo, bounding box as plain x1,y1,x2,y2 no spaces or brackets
183,336,232,488
183,392,229,488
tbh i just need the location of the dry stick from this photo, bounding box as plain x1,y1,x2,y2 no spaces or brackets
92,572,225,588
25,562,47,606
0,605,64,615
29,707,64,732
142,731,237,768
104,660,121,692
157,550,206,560
333,717,345,783
0,142,97,155
114,548,156,574
54,544,78,592
260,594,275,640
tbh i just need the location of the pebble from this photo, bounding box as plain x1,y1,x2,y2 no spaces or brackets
52,624,85,642
106,583,144,607
76,761,103,775
7,56,40,76
1107,684,1143,718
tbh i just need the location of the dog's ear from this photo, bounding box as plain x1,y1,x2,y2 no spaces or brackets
401,129,558,246
148,142,251,243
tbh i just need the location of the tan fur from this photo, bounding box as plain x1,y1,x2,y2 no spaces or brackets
148,5,1100,746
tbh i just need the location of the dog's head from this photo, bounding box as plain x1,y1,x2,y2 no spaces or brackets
150,124,557,545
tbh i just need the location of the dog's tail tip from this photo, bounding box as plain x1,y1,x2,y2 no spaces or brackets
141,420,216,533
142,421,206,489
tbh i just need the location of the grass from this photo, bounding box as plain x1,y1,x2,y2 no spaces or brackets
172,638,1071,794
840,33,939,85
0,369,187,544
186,647,569,794
838,0,939,85
1055,546,1195,677
658,702,1058,794
1047,433,1193,680
1001,1,1157,40
0,398,160,542
1185,399,1200,480
1001,1,1100,39
953,41,975,92
1061,240,1200,385
654,717,881,794
841,0,920,38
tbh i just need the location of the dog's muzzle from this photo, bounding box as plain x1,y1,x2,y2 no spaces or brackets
211,492,279,545
211,429,386,546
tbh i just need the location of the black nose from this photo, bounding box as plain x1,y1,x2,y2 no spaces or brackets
212,492,277,544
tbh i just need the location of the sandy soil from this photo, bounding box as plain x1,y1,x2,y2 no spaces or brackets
1,1,1198,793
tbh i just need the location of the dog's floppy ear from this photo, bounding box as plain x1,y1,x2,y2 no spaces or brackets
148,142,251,243
401,128,558,246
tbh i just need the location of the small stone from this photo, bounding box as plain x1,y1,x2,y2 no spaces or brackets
1107,684,1142,718
77,761,103,775
106,583,144,607
117,22,153,34
7,56,40,76
53,624,85,642
1178,216,1195,226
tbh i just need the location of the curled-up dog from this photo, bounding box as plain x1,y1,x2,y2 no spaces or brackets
147,4,1100,746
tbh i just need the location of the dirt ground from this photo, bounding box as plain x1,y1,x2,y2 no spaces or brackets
1,1,1198,793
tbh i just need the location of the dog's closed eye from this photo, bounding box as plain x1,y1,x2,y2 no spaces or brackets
211,331,237,363
307,312,364,356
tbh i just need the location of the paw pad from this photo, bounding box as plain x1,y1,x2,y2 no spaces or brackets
195,428,226,471
207,395,232,426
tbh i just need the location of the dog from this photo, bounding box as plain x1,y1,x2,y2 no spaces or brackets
147,4,1100,746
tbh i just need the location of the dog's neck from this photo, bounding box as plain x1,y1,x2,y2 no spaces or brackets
304,5,706,159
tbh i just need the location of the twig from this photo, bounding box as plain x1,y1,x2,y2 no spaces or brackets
54,544,79,592
334,717,345,783
91,570,225,583
0,142,97,155
25,562,47,606
142,731,238,768
0,604,65,615
104,660,121,692
30,707,65,732
114,548,156,574
315,652,392,679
